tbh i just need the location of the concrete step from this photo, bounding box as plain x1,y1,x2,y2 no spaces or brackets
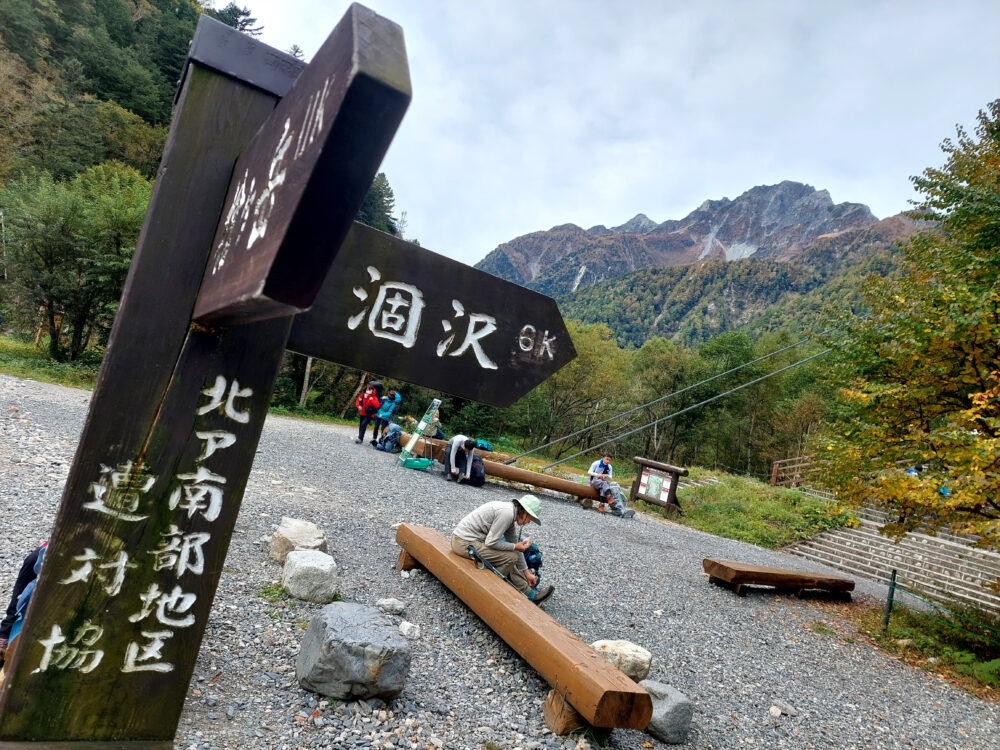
788,544,1000,616
843,521,1000,575
796,534,1000,602
807,529,1000,590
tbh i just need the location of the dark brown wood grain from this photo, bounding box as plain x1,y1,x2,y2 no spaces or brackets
703,559,855,592
288,222,577,406
0,41,295,741
193,4,411,325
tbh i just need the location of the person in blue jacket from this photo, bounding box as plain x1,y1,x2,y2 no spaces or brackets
372,390,401,445
0,543,46,670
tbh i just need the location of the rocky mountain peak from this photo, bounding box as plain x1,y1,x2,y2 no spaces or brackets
476,181,881,295
612,213,659,234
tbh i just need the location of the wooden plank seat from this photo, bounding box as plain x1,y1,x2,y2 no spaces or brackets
703,558,855,598
395,524,652,729
399,434,602,502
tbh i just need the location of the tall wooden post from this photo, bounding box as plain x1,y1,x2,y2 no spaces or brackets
0,6,410,745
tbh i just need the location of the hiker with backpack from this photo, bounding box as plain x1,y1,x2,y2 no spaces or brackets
355,382,381,444
372,390,401,445
588,453,628,515
451,495,554,605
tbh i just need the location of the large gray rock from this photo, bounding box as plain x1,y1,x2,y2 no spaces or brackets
590,639,652,682
640,679,693,744
282,550,338,603
297,602,411,700
270,516,327,564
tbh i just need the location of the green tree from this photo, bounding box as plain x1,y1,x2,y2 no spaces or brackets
520,321,628,456
205,2,263,36
356,172,398,235
627,337,705,463
816,100,1000,549
2,163,152,360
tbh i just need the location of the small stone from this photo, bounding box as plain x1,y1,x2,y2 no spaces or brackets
772,699,798,716
399,621,420,639
377,598,406,615
769,705,782,718
270,517,328,564
282,550,339,603
589,640,652,682
640,679,693,744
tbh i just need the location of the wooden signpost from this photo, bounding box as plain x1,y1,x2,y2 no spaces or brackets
288,222,576,406
0,6,409,745
0,3,578,746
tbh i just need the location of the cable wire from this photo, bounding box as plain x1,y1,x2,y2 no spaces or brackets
541,348,831,470
504,333,824,464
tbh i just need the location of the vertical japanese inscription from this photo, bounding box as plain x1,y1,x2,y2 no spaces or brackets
28,374,255,680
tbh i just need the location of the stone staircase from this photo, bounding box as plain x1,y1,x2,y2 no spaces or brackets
788,505,1000,617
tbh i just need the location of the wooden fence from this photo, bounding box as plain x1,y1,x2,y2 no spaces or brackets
770,455,814,487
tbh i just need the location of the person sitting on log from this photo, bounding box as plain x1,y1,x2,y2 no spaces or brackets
451,495,554,605
587,453,625,514
444,433,478,482
423,409,445,440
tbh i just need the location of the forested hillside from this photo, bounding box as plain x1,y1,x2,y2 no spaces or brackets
560,215,921,347
0,0,402,360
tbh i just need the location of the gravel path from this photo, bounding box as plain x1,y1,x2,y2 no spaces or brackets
2,373,998,750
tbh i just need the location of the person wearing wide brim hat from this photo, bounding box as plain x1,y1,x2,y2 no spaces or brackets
451,495,554,605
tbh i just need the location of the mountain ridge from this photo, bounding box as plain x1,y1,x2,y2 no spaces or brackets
476,181,879,296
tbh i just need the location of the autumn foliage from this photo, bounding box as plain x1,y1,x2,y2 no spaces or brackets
816,101,1000,550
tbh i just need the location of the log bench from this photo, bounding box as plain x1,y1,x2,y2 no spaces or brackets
703,558,855,599
399,433,602,502
395,523,651,729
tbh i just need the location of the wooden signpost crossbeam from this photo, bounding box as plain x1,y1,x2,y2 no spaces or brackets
287,221,577,406
0,6,410,745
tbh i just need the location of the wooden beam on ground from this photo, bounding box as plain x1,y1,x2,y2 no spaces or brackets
703,559,855,597
399,434,600,501
395,524,651,729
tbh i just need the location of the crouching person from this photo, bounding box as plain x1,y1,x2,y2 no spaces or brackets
451,495,554,605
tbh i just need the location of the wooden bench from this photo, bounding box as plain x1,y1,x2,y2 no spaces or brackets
395,524,651,729
399,434,602,502
703,558,855,598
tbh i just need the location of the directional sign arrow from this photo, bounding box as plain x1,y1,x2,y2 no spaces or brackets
287,222,577,406
193,3,411,325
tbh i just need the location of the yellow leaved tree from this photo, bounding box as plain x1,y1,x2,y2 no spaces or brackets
815,100,1000,552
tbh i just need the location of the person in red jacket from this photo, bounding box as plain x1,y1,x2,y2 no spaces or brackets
355,383,381,444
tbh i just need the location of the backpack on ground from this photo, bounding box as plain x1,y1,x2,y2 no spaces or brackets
376,423,402,452
468,453,486,486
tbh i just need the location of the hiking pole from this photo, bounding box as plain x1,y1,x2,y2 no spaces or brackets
465,544,529,599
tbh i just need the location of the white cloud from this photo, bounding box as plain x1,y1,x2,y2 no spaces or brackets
243,0,1000,264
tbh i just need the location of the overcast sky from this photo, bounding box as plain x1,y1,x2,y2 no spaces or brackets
242,1,1000,266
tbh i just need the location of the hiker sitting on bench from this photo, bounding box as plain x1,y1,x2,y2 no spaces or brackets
450,495,554,605
444,434,478,482
588,453,624,513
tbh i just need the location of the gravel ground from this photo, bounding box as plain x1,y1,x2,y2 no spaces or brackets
2,373,998,750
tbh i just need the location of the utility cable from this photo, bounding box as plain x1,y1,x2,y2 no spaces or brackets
541,348,830,470
504,333,824,464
